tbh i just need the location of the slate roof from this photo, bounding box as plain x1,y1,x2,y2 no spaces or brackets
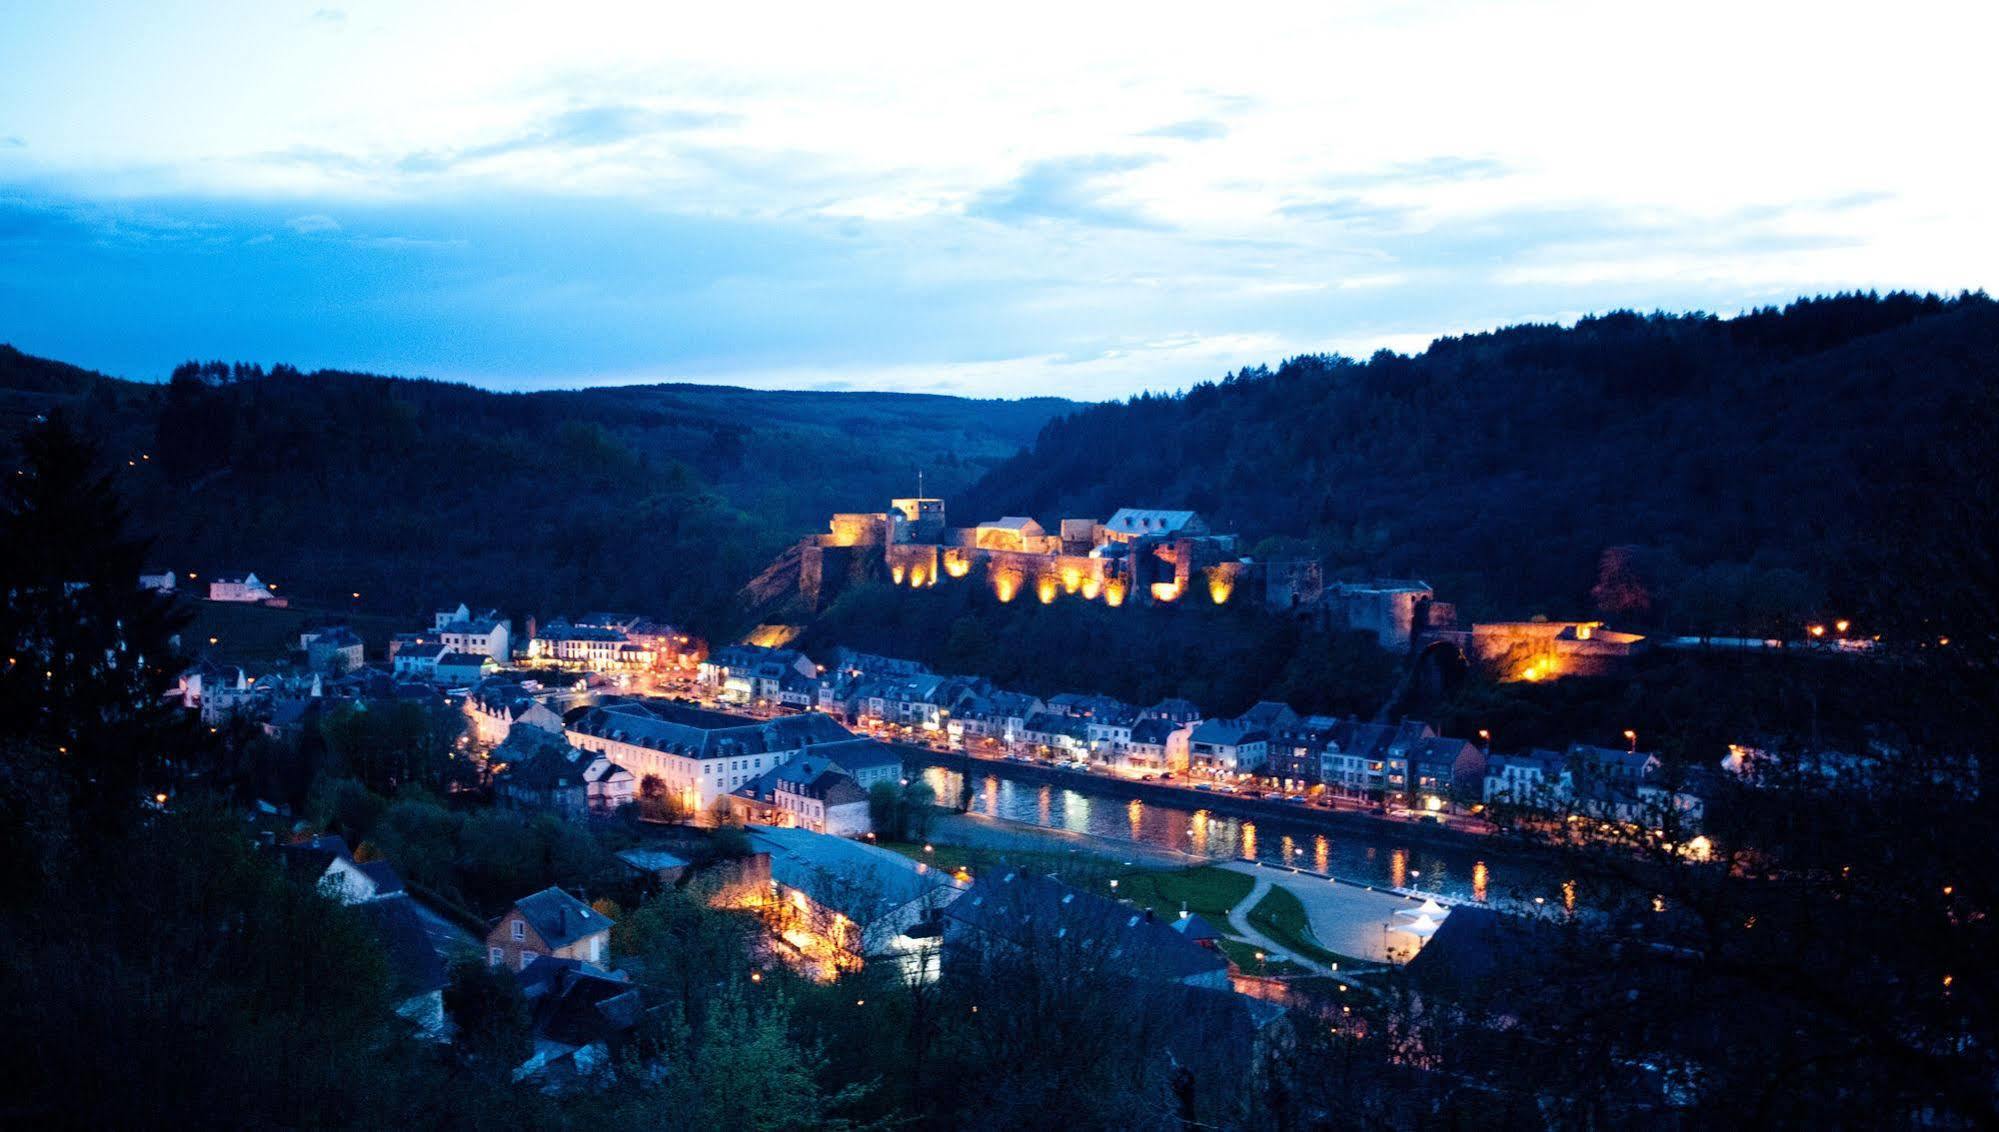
1129,717,1181,746
1189,718,1269,747
1105,508,1200,534
945,870,1228,983
570,699,855,760
747,826,959,920
510,887,611,951
358,893,449,999
360,860,406,897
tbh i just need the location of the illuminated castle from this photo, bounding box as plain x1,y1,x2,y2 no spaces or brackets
797,496,1325,613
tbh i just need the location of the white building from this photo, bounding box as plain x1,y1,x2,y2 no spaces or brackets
566,700,860,811
208,571,276,603
1187,718,1269,776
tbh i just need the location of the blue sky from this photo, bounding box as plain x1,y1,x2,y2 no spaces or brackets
1,1,1992,399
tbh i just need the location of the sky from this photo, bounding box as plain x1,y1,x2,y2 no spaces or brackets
1,1,1993,400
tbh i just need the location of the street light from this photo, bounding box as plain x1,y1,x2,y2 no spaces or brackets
1623,729,1637,752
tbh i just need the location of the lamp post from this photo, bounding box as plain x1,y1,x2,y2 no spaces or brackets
1623,729,1637,753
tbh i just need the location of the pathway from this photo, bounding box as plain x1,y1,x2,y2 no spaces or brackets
1221,861,1432,965
1220,871,1334,976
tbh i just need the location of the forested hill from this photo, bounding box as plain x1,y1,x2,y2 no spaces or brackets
0,349,1068,633
960,292,1999,622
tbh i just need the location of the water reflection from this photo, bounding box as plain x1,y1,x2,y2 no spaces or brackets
920,766,1521,900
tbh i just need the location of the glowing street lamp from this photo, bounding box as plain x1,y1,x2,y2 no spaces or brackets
1623,729,1638,752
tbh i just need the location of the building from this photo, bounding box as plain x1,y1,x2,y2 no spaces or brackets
434,651,499,687
267,835,446,1035
393,643,450,680
513,958,645,1085
493,728,636,816
487,887,613,972
1021,711,1091,760
467,679,566,745
1140,697,1203,726
300,625,365,674
138,570,176,592
1328,580,1436,649
438,614,512,662
943,869,1231,990
1268,714,1341,788
699,644,818,704
1119,717,1190,774
1187,718,1269,777
525,620,652,670
566,700,860,811
1410,737,1487,809
745,826,965,976
731,756,873,835
208,571,276,603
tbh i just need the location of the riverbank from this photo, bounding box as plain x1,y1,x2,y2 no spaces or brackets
903,744,1498,855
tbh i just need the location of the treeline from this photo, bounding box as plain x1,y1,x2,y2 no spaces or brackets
960,291,1999,624
797,577,1400,717
0,350,1068,637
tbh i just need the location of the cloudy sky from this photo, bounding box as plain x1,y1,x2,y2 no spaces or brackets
1,1,1992,399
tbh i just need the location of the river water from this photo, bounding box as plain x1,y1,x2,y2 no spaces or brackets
918,765,1559,905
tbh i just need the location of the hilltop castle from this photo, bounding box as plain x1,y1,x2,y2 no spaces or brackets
794,495,1332,615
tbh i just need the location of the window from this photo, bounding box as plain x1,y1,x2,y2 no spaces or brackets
521,950,538,966
489,946,504,967
511,919,525,941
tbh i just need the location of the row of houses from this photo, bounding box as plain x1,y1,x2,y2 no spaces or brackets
698,644,1718,824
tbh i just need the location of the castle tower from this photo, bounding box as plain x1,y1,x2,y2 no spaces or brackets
890,473,946,543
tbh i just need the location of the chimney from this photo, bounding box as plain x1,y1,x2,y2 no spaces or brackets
1144,908,1155,923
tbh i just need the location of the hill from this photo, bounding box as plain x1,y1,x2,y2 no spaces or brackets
0,349,1069,634
958,292,1999,625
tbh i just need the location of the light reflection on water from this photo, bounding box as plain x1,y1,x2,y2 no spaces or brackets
920,766,1543,901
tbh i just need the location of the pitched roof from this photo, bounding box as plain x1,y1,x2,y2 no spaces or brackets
746,826,959,921
1129,718,1181,746
570,699,856,760
945,870,1228,983
357,893,448,999
509,887,611,950
1105,508,1201,534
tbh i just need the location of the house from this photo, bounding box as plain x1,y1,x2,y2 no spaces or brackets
731,756,873,835
467,678,566,744
270,833,397,903
433,651,498,687
746,826,965,975
566,699,860,811
138,570,176,592
1140,697,1203,725
393,642,450,680
438,614,512,662
948,690,1044,748
1483,749,1569,808
208,571,277,603
614,848,692,886
808,737,904,789
358,892,452,1037
698,644,818,703
1120,717,1190,775
493,729,636,816
1411,737,1487,808
973,515,1048,552
300,625,365,674
266,835,447,1035
1101,508,1210,542
1187,718,1269,777
1268,714,1341,788
1021,711,1090,760
487,887,613,972
513,958,645,1087
942,869,1230,989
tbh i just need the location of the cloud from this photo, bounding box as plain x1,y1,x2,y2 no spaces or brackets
1142,119,1228,142
0,136,23,149
966,154,1162,229
1277,196,1411,229
310,8,346,25
396,103,739,173
284,213,341,234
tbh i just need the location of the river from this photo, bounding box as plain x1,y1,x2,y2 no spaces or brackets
917,764,1561,905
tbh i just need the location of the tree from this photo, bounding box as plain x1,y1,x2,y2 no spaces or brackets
0,413,190,827
1590,545,1653,621
443,955,531,1072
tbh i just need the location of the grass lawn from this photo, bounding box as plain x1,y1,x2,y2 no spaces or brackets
1113,866,1256,924
1214,937,1307,977
1246,885,1349,967
875,838,1133,889
181,599,408,664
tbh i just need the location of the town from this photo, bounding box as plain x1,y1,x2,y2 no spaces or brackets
110,488,1946,1113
